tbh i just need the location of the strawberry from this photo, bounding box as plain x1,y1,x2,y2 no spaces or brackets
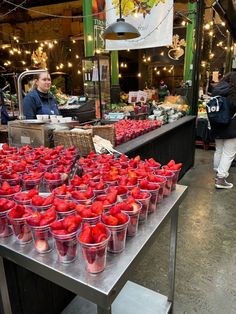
42,195,54,206
31,195,44,206
50,221,63,230
35,239,49,253
115,212,128,224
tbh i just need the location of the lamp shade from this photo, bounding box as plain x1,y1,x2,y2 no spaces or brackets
103,18,141,40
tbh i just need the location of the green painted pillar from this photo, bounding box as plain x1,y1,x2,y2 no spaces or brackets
111,51,119,85
183,2,197,81
110,51,120,103
83,0,94,57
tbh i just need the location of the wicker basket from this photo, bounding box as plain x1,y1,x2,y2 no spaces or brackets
70,131,95,156
91,125,116,147
53,130,74,148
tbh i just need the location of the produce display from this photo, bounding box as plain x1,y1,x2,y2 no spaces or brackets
114,119,162,145
0,143,182,273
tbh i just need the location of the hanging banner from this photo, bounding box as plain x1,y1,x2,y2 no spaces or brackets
105,0,173,51
93,0,106,51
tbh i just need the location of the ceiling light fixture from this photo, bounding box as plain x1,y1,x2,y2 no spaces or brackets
103,0,141,40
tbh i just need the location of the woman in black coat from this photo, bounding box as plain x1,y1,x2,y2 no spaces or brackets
211,72,236,189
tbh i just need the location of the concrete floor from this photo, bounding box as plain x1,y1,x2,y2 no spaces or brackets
130,148,236,314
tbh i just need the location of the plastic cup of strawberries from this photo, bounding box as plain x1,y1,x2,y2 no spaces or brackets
44,172,68,192
0,172,21,187
78,222,111,274
102,210,130,253
130,187,151,222
50,215,82,264
26,207,57,254
139,180,160,214
114,199,142,237
162,161,182,190
21,172,43,191
54,198,77,219
30,194,54,213
7,205,33,245
0,181,21,200
0,198,16,237
70,188,95,206
154,170,175,197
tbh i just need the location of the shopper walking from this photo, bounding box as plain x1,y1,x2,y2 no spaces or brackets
23,71,59,119
211,72,236,189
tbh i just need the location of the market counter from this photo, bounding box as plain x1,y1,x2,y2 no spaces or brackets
0,185,187,314
116,116,196,178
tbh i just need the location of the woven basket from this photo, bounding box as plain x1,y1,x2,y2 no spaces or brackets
91,125,116,147
70,131,95,156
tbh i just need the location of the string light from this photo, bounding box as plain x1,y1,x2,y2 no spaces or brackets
221,21,226,27
68,62,72,67
72,40,76,43
75,55,79,59
209,31,213,36
181,21,186,26
160,51,164,56
87,35,93,41
137,73,141,77
77,70,81,74
204,24,210,30
118,73,122,78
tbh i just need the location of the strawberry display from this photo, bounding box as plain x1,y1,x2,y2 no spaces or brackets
71,188,94,205
88,180,107,196
7,205,33,244
0,199,15,238
0,181,21,197
13,189,39,205
26,207,57,253
31,194,54,212
102,209,129,253
50,215,82,263
0,172,21,186
130,187,151,222
52,184,73,199
163,160,182,190
112,198,141,236
53,198,77,218
78,222,110,273
70,175,88,190
154,169,174,197
95,191,118,210
139,179,160,213
75,201,104,225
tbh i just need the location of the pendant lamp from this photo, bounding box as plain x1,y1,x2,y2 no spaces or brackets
103,0,141,40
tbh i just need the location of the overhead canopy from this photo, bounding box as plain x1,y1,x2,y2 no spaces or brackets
213,0,236,39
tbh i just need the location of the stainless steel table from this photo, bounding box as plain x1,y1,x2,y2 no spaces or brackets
0,185,188,314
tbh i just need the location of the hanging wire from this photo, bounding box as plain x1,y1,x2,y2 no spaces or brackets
0,0,27,18
2,0,114,19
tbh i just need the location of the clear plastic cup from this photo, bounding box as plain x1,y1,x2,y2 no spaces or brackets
13,193,31,205
122,202,141,237
140,185,160,214
0,210,13,237
22,178,42,191
51,230,78,264
134,193,151,223
7,215,32,245
79,229,111,273
30,224,54,254
171,169,181,190
0,177,21,187
103,215,130,253
81,215,101,226
30,203,52,213
152,176,167,203
56,209,76,219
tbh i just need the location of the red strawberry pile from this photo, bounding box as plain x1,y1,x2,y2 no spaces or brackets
0,181,21,196
88,180,107,191
78,222,108,244
106,185,128,196
26,207,56,227
52,184,74,198
50,215,82,235
95,191,117,207
118,175,137,187
53,198,77,214
115,120,162,145
70,188,94,204
70,175,88,189
139,179,160,191
14,189,39,204
102,207,129,226
76,201,104,219
0,198,15,212
31,194,54,208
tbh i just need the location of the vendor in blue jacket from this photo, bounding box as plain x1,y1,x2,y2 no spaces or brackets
23,71,59,119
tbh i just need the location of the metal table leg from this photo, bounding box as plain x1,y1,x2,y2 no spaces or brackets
168,207,179,313
97,305,111,314
0,257,12,314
